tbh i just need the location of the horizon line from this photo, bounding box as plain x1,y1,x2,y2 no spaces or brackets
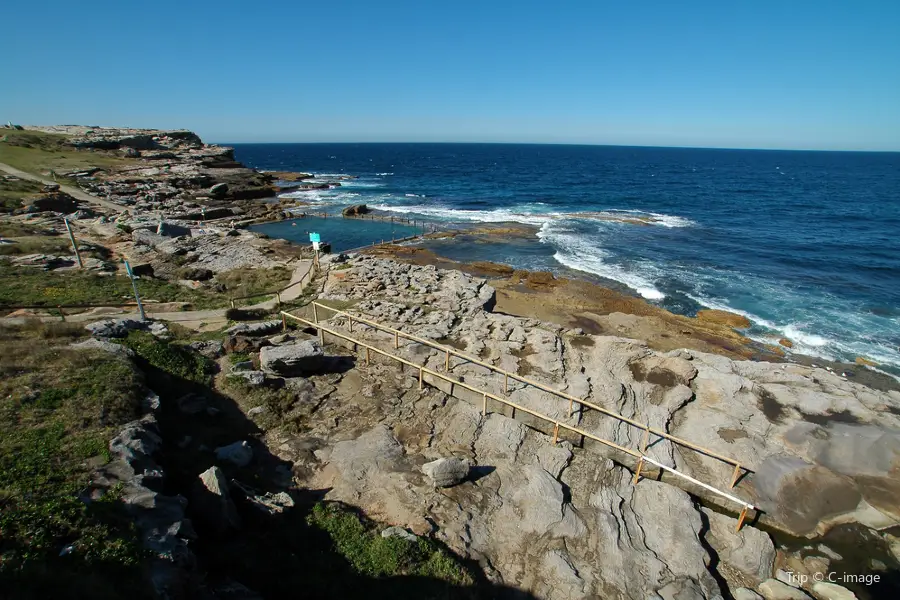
213,139,900,154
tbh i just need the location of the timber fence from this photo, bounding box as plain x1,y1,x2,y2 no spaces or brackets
281,302,758,531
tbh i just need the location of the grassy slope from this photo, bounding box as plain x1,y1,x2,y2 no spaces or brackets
0,130,135,178
0,264,228,309
0,321,151,599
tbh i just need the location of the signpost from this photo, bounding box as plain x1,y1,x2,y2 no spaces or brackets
123,260,146,320
309,232,321,267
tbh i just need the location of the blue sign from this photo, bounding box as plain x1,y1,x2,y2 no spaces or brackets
309,232,321,243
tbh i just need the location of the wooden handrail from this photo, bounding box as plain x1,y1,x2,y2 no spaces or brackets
309,301,749,475
282,310,757,524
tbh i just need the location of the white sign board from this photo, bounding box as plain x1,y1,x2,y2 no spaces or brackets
312,241,320,251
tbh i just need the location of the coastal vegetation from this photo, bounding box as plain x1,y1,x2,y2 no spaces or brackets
0,321,149,598
0,129,135,180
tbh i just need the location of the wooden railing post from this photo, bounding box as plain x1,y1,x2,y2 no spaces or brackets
313,303,319,324
419,367,423,390
395,331,399,349
445,350,450,371
365,347,370,365
736,506,749,532
552,423,560,445
281,313,287,331
568,397,574,417
641,422,651,453
632,457,645,485
730,464,742,489
482,393,487,416
504,373,509,394
348,316,353,333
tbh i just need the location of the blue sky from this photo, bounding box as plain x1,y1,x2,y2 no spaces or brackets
2,1,898,150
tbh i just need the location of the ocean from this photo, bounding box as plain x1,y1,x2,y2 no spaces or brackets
233,143,900,375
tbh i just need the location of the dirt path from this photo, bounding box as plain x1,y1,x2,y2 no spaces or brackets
0,161,124,213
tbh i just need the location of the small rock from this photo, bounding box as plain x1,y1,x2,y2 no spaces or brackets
247,406,267,416
70,338,134,357
209,183,229,198
734,589,765,600
235,370,266,386
422,457,470,488
176,393,208,415
381,526,417,542
759,579,812,600
148,321,169,338
215,441,253,467
85,318,145,339
225,321,281,337
268,333,293,345
192,466,241,534
190,340,224,358
259,341,325,376
810,582,857,600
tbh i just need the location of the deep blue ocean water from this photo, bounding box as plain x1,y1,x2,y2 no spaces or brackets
233,143,900,374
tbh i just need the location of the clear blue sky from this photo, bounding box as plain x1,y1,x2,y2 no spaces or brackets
2,0,899,150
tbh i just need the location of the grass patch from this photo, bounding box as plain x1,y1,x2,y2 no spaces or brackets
0,177,44,214
0,264,226,309
0,130,136,181
122,330,213,385
308,503,474,586
215,266,293,299
0,322,150,597
0,235,73,256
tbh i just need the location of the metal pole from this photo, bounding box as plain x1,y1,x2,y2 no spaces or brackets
124,260,146,321
64,218,83,268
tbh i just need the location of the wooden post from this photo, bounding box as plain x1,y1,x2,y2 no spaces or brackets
552,423,560,445
640,422,651,453
394,331,399,349
445,350,450,371
568,397,574,416
632,457,645,485
736,506,749,532
230,298,235,309
365,347,370,365
482,393,487,416
281,313,287,331
319,326,324,344
58,306,66,322
419,367,423,390
313,302,318,324
504,373,509,394
63,218,83,268
276,291,282,307
730,464,742,489
348,316,353,333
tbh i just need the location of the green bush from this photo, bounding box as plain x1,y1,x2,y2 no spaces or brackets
123,330,213,384
307,503,474,586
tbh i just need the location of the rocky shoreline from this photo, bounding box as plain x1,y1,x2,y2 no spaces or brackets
2,126,899,599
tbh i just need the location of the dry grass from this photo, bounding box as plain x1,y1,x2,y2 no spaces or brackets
0,130,136,179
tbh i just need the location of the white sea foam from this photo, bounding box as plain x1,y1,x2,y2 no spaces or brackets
601,209,696,228
542,224,666,300
375,172,394,176
370,204,556,226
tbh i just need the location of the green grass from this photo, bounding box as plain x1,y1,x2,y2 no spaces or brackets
122,330,213,385
308,503,474,586
215,266,293,299
0,321,151,598
0,264,227,309
0,235,74,256
0,130,136,180
0,177,44,214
